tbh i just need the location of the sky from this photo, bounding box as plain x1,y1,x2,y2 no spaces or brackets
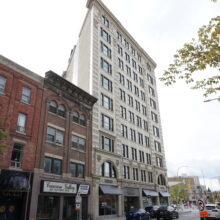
1,0,220,190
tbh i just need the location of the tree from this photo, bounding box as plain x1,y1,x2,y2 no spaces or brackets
160,16,220,97
170,184,188,204
0,120,8,155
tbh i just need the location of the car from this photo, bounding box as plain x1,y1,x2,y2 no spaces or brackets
126,208,150,220
156,205,179,219
205,204,220,219
145,205,160,218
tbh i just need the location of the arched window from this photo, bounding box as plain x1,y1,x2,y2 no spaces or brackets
79,115,86,126
72,111,79,123
49,101,57,114
101,161,116,178
158,174,166,186
58,105,66,118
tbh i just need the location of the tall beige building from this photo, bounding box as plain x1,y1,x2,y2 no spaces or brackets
64,0,169,219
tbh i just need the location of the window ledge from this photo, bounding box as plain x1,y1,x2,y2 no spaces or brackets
21,100,31,105
71,148,86,153
46,141,64,147
16,130,26,135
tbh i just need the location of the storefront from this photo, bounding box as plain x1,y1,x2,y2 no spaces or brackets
142,189,158,207
0,170,31,220
35,180,90,220
123,187,140,213
159,191,170,205
99,184,122,216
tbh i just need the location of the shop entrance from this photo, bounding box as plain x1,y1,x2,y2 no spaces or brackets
124,196,139,213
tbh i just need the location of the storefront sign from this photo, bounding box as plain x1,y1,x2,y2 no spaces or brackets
77,184,90,194
42,181,77,194
123,188,139,197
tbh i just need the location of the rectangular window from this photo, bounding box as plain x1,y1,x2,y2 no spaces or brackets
102,114,114,131
123,166,130,179
139,78,144,88
138,65,143,75
146,153,152,165
133,168,138,181
143,120,148,131
135,100,140,112
131,148,137,161
130,129,136,142
128,95,133,107
133,71,138,82
118,72,125,85
101,28,111,43
145,136,150,147
117,31,122,42
138,132,143,145
131,47,136,56
119,89,126,102
118,58,124,70
101,58,112,74
101,75,112,92
156,157,163,167
126,65,131,76
154,140,161,152
101,42,111,58
134,85,139,97
129,111,135,124
153,126,160,137
122,144,129,158
125,52,130,63
0,75,6,93
139,151,145,163
132,59,137,69
147,74,154,85
44,157,62,175
117,44,123,56
137,53,141,62
16,113,26,133
21,87,31,104
142,105,147,116
70,162,84,178
141,170,146,182
10,143,23,168
47,126,64,145
148,172,153,183
127,79,132,92
102,136,114,152
72,135,86,151
151,111,158,123
102,94,113,110
136,116,142,128
150,98,157,110
101,15,109,28
149,86,155,97
121,124,128,138
120,106,127,119
141,91,145,101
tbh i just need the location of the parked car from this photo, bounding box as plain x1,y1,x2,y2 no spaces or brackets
156,205,179,219
145,205,160,218
206,204,220,219
126,208,150,220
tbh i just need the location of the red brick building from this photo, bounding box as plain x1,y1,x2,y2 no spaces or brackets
0,55,43,219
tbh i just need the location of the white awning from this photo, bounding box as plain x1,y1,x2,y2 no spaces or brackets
159,191,170,197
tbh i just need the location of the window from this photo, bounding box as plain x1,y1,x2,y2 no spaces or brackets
49,101,57,114
128,95,133,107
131,47,136,56
79,115,86,126
21,87,31,103
101,42,111,58
139,78,144,88
126,65,131,76
133,168,138,181
150,98,157,110
155,141,161,152
143,120,148,131
139,150,145,163
123,166,130,179
142,105,147,116
136,116,142,128
99,195,118,216
135,100,140,112
151,111,158,123
132,59,137,69
72,111,79,123
101,28,111,43
10,143,23,168
141,170,146,182
156,157,163,168
101,58,112,74
16,113,26,133
101,15,109,28
101,75,112,92
72,135,86,151
125,52,130,63
118,58,124,70
44,157,62,175
158,174,166,185
102,136,114,152
149,86,155,97
118,72,125,85
134,85,139,97
47,127,64,145
137,53,141,62
141,91,145,101
120,106,127,119
131,148,137,161
153,126,160,137
58,105,66,118
130,129,136,142
133,71,138,82
102,161,116,178
102,114,114,131
129,111,135,124
127,79,132,92
70,162,84,178
138,132,143,145
119,89,126,102
138,65,143,75
117,31,122,42
102,94,113,110
145,136,150,147
147,74,154,85
146,153,152,165
0,75,6,93
117,45,123,56
147,63,152,72
121,124,128,138
122,144,129,158
148,172,153,183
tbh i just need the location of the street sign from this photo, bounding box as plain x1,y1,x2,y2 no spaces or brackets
198,199,205,212
75,194,82,204
78,184,90,194
200,211,208,218
75,203,80,211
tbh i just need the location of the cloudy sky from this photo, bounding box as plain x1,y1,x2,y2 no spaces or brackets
1,0,220,190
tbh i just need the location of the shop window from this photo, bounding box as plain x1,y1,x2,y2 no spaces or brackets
72,111,79,123
57,105,66,118
0,75,6,93
70,162,84,178
158,174,166,186
99,195,117,216
46,126,64,145
72,135,86,151
101,161,116,178
49,100,57,114
10,143,23,168
79,115,86,126
44,157,62,175
36,195,59,220
16,113,26,133
21,87,31,104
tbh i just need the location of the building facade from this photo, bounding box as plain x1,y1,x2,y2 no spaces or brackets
0,55,43,220
29,71,97,220
64,0,169,219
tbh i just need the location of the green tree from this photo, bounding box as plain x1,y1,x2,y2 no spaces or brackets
0,120,8,155
160,16,220,97
170,184,188,204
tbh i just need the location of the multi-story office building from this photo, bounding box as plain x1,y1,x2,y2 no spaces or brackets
64,0,169,219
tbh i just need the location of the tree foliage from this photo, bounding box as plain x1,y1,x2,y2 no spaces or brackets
0,120,8,155
170,184,188,204
160,16,220,97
